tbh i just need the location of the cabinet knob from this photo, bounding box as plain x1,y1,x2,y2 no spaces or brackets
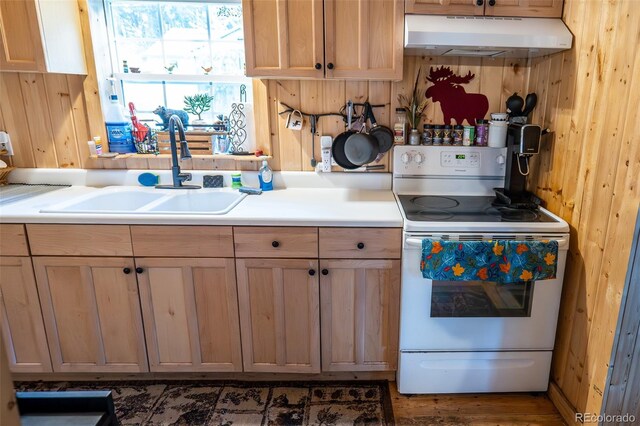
315,63,322,70
272,241,280,248
476,0,483,5
136,267,144,274
321,269,329,276
489,0,495,5
123,267,131,274
309,269,316,276
327,63,334,70
357,242,365,250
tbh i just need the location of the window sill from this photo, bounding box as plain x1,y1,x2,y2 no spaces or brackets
92,153,271,162
114,72,250,84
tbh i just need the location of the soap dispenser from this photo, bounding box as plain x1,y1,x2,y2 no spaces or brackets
258,160,273,191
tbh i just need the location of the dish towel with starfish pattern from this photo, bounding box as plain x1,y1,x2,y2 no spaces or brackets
420,239,559,284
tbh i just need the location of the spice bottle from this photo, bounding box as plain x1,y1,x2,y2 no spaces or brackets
422,124,433,145
433,125,444,145
475,119,489,146
443,125,452,145
393,108,407,144
453,125,464,146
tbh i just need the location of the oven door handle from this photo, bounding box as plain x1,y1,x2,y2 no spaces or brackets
405,238,569,249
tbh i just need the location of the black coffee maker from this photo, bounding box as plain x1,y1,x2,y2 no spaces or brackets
494,123,544,209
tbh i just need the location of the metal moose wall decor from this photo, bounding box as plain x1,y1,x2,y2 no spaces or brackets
425,66,489,126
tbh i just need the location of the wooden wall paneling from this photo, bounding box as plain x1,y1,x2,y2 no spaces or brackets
252,79,272,156
0,73,36,167
368,81,392,170
275,80,302,170
478,57,506,116
320,80,345,172
18,73,58,167
300,80,322,171
498,59,530,114
44,74,81,168
266,80,282,171
67,74,100,169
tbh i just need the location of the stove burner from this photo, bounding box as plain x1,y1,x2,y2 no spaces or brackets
412,210,455,221
485,206,539,222
411,196,460,209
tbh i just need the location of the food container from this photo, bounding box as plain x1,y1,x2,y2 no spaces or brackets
453,125,464,146
488,121,508,148
422,124,433,145
463,126,475,146
475,119,489,146
443,125,452,145
433,125,444,145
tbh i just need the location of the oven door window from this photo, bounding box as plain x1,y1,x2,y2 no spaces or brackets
430,280,534,317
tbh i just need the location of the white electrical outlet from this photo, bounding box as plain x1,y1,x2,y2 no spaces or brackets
0,132,13,156
320,136,333,172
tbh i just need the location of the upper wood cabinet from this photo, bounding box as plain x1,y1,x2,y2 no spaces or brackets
0,0,86,74
405,0,563,17
236,258,320,373
243,0,404,80
33,257,148,373
0,257,51,373
136,258,242,372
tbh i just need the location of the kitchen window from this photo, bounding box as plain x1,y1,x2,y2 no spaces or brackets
105,0,250,124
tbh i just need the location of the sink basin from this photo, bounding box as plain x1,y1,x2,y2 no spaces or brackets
147,191,246,214
41,187,247,215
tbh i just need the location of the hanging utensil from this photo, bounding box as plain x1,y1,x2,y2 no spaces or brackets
310,114,317,168
332,100,360,170
521,93,538,117
366,102,393,163
506,93,524,117
344,102,380,166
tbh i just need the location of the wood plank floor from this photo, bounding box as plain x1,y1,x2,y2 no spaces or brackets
390,382,566,425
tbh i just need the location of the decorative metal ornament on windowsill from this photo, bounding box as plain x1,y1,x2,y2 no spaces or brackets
228,84,248,153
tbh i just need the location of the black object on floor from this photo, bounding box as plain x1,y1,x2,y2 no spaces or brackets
15,380,394,425
17,390,118,426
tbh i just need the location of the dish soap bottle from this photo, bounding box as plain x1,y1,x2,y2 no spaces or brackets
258,160,273,191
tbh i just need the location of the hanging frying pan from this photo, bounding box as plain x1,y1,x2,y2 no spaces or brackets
345,103,379,166
332,100,360,170
367,103,393,153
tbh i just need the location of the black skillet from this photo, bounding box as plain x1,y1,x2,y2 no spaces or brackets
367,102,394,153
332,100,360,170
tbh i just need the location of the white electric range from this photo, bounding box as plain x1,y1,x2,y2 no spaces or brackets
393,145,569,394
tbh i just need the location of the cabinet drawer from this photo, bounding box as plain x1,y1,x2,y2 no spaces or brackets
319,228,401,259
27,224,133,256
0,224,29,256
234,227,318,258
131,226,234,257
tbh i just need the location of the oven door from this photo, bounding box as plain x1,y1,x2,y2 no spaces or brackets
399,233,569,351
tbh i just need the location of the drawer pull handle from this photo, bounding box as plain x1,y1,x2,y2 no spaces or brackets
272,241,280,248
123,267,131,274
321,269,329,276
136,267,144,274
357,242,365,249
315,63,322,70
327,62,334,70
309,269,316,276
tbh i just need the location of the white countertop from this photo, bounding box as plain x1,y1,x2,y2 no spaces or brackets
0,169,403,227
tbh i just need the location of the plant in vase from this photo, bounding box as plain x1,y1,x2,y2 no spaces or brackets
183,93,214,131
398,68,428,145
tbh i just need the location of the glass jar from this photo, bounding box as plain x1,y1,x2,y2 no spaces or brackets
433,125,444,145
394,108,407,144
453,125,464,145
475,119,489,146
408,128,421,145
443,125,452,145
422,124,433,145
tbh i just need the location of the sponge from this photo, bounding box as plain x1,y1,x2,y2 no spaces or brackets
138,172,159,187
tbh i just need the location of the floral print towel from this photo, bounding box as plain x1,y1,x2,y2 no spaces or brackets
421,239,559,283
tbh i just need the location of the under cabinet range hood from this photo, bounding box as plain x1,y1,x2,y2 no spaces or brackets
404,15,573,58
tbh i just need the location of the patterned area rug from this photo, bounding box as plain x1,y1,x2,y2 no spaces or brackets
15,380,394,425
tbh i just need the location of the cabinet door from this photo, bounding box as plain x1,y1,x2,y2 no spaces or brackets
320,259,400,371
0,257,51,373
136,258,242,372
324,0,404,80
33,257,148,373
405,0,484,15
243,0,325,78
236,258,320,373
484,0,563,17
0,0,45,72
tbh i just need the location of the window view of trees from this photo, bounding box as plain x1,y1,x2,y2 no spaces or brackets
108,0,248,125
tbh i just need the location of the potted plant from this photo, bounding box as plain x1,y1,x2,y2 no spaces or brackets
183,93,214,131
398,68,429,145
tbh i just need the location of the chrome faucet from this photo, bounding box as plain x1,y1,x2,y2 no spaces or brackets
156,115,201,189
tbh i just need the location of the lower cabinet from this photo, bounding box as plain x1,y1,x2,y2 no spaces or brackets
320,259,400,371
0,257,51,373
236,258,320,373
136,258,242,372
33,257,148,372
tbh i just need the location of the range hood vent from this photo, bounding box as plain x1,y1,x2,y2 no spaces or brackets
404,15,573,58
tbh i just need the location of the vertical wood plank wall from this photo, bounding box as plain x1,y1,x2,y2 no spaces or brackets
266,56,528,171
1,57,528,171
527,0,640,422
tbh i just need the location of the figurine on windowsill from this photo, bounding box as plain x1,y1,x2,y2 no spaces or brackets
201,66,213,75
164,62,178,74
153,106,189,130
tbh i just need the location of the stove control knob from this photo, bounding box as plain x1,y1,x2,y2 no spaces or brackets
413,153,424,164
496,154,505,165
401,152,412,164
